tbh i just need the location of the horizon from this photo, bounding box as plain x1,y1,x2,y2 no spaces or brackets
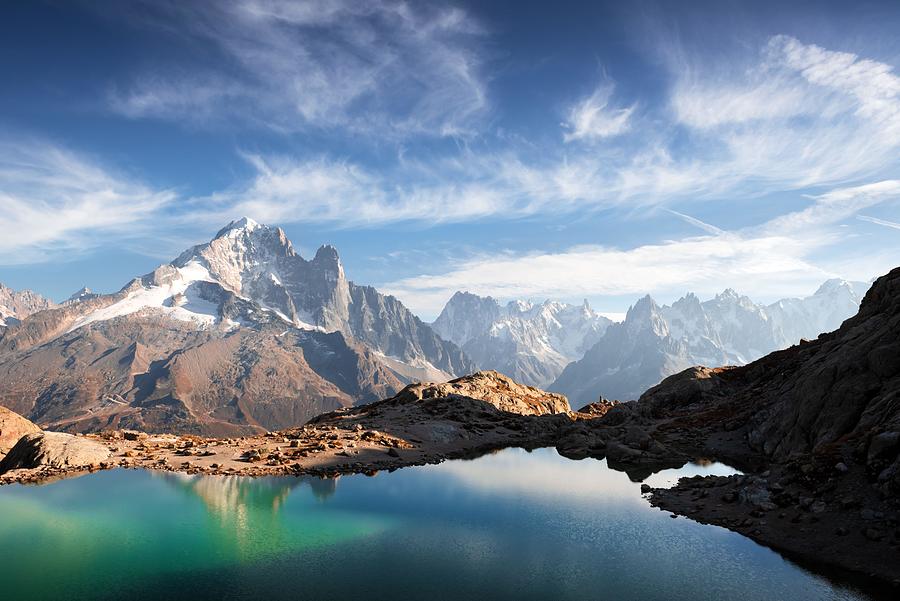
0,213,875,322
2,0,900,319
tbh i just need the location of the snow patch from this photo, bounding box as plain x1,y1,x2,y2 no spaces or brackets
67,261,221,333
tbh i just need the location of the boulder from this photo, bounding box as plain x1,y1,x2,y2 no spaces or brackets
0,406,41,457
0,432,110,474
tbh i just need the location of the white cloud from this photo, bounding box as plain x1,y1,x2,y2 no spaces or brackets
382,180,900,317
562,84,634,142
108,0,488,137
669,36,900,191
0,140,174,264
772,35,900,135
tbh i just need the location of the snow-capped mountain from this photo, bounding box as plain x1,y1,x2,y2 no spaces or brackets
0,283,54,327
550,280,871,405
0,219,473,435
432,292,613,387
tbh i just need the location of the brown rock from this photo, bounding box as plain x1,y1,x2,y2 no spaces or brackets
0,406,41,457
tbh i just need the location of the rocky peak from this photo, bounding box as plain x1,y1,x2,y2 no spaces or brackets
813,278,859,301
66,287,95,303
394,370,572,416
311,244,345,281
625,295,668,338
432,292,503,346
214,216,261,238
0,283,54,324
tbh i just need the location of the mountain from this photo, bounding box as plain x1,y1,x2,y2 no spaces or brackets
0,218,473,435
551,280,869,405
0,284,54,327
432,292,612,387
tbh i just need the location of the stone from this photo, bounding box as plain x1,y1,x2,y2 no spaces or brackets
0,406,41,457
868,432,900,463
0,432,110,473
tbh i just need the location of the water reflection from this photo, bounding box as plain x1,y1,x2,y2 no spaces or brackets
433,448,738,506
0,449,878,601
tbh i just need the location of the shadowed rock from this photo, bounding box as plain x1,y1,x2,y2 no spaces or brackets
0,432,111,474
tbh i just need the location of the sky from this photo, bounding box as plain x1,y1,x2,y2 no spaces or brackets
2,0,900,320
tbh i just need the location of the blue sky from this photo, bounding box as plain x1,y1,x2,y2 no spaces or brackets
2,0,900,320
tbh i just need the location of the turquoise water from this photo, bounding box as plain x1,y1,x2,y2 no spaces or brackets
0,448,873,601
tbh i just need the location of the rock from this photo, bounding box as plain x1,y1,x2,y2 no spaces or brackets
390,371,571,416
386,447,400,458
640,483,652,494
864,527,884,541
556,424,592,459
0,406,41,457
0,432,110,473
834,462,849,473
868,432,900,463
122,430,147,442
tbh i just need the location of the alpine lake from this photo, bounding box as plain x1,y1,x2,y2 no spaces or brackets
0,447,878,600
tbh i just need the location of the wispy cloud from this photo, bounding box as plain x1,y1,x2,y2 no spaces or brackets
562,84,634,142
0,139,175,264
858,214,900,231
107,0,489,137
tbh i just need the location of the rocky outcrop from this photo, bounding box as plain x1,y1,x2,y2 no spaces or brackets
387,371,572,416
619,266,900,586
0,431,110,474
0,407,40,457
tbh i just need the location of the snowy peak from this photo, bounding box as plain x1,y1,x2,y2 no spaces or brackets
0,283,54,326
432,291,612,387
624,295,668,338
551,279,868,405
214,216,262,238
66,287,95,303
25,219,470,383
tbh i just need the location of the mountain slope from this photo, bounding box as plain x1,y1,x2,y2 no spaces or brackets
0,218,470,434
551,280,868,405
432,292,611,387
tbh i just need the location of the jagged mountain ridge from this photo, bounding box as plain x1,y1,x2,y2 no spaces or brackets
0,283,54,327
551,279,869,404
0,218,472,435
432,292,613,387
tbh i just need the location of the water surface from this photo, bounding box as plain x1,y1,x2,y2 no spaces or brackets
0,448,873,600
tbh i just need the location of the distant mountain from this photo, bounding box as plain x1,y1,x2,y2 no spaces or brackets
432,292,612,387
550,280,869,405
0,283,54,327
0,218,473,435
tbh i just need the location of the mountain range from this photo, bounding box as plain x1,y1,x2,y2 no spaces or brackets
432,294,612,388
0,218,472,435
431,280,868,405
550,279,869,404
0,217,869,434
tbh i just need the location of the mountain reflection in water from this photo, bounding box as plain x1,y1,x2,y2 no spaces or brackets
0,448,878,601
